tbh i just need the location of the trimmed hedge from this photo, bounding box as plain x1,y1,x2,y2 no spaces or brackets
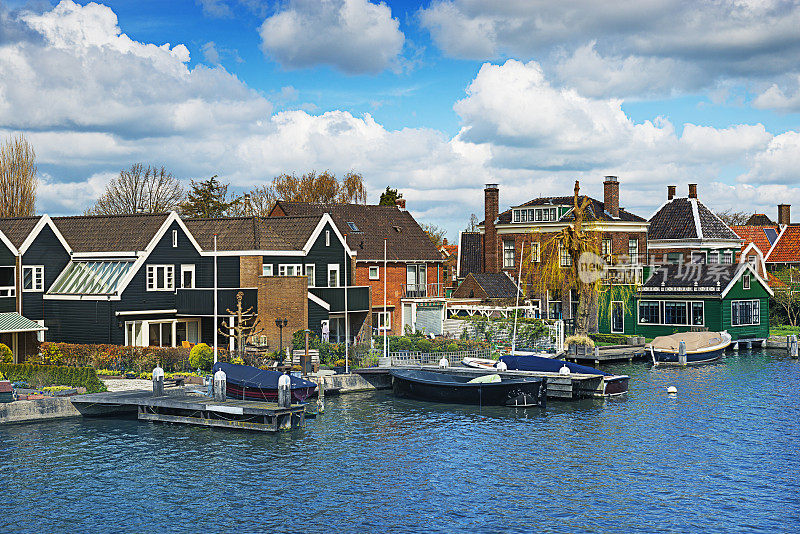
0,363,106,393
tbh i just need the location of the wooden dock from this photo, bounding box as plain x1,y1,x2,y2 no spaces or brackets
562,345,647,366
72,388,306,432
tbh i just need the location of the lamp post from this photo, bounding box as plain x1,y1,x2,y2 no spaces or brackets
275,318,288,364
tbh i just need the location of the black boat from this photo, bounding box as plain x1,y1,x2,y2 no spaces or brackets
390,369,545,407
213,362,317,402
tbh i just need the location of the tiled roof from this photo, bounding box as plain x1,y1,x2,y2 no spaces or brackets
491,195,647,225
184,216,321,251
0,216,41,248
52,213,170,252
649,198,740,241
640,263,738,295
471,272,521,299
745,213,775,226
458,232,483,277
765,225,800,263
270,201,442,261
730,225,778,255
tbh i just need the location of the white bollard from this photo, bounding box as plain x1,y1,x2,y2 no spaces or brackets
791,335,799,358
213,368,226,401
438,357,449,368
278,373,291,408
678,341,687,366
152,365,164,397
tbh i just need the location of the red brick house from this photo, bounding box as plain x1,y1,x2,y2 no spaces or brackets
462,177,649,320
268,201,443,335
732,204,799,274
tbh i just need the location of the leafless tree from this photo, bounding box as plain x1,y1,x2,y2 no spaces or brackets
421,222,448,248
0,134,37,217
716,209,752,227
87,164,185,215
465,213,479,232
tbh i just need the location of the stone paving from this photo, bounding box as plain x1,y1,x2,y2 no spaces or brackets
102,378,153,392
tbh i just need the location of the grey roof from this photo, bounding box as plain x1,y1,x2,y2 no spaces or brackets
491,195,647,225
470,272,521,299
640,264,738,296
745,213,776,226
270,201,442,261
458,232,483,277
0,216,41,248
52,213,170,252
184,216,321,251
649,198,741,241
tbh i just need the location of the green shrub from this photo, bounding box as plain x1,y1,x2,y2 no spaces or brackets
0,343,12,364
0,363,106,393
189,343,214,370
414,339,433,352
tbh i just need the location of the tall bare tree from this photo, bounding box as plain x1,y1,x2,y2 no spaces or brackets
0,134,38,217
421,222,448,248
87,164,185,215
772,267,800,327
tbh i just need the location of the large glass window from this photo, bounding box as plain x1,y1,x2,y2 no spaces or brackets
503,241,515,268
23,265,44,292
372,311,391,331
639,301,660,324
628,239,639,260
692,302,704,326
406,264,427,297
732,300,760,326
278,264,302,276
664,302,687,325
146,265,174,291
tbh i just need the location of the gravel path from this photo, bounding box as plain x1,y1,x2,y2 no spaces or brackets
102,379,153,392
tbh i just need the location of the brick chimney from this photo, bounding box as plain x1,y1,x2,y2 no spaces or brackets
484,183,499,273
603,176,619,218
688,183,698,198
395,197,406,209
778,204,791,226
668,185,676,200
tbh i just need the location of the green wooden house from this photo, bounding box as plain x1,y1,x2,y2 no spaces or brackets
599,263,772,346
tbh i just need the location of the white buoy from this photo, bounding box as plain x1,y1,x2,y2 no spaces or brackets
559,364,571,375
667,386,677,394
438,357,449,368
496,361,508,372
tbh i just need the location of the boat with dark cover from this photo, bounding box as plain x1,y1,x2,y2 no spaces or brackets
390,369,545,407
213,362,317,402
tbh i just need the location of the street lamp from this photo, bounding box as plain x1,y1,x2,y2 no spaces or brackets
275,318,288,364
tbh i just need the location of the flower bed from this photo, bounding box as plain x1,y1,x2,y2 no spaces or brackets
0,363,106,394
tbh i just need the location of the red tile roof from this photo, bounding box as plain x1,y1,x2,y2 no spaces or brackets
766,225,800,263
730,225,778,255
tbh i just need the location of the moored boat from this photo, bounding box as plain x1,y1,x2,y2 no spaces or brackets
390,369,545,407
212,362,317,402
646,331,732,366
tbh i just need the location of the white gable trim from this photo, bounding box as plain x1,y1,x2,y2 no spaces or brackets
739,242,767,278
308,291,330,311
18,215,73,256
303,213,355,256
690,199,704,240
764,224,788,262
0,229,18,257
720,262,773,298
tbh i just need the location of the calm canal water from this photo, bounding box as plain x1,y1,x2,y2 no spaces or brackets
1,349,799,533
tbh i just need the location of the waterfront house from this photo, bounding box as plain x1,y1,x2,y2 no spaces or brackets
450,272,521,304
464,177,649,322
268,200,443,335
647,184,743,265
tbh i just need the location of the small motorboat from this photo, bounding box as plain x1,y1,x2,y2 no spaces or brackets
390,369,545,407
463,354,629,397
212,362,317,402
646,331,732,366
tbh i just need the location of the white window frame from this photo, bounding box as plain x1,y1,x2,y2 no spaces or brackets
305,264,316,287
610,300,625,333
327,264,340,287
369,266,379,280
325,230,330,247
373,310,391,331
180,264,195,289
628,238,639,259
722,251,733,264
637,300,705,327
503,241,515,268
559,244,571,267
743,274,751,290
262,263,273,276
146,264,174,291
531,242,540,263
35,319,45,342
172,229,178,248
602,238,613,258
731,299,760,327
0,266,14,297
708,251,719,264
22,265,44,292
278,264,303,277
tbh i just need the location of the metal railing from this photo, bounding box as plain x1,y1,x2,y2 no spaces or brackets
375,347,493,367
401,283,443,298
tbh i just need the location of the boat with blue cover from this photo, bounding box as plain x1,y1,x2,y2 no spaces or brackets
390,369,545,407
212,362,317,402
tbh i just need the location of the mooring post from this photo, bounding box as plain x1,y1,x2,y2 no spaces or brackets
278,373,291,408
317,377,325,414
791,335,798,358
152,365,164,397
213,368,226,401
678,341,687,366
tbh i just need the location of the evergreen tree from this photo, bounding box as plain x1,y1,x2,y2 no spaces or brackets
180,175,238,218
379,186,401,206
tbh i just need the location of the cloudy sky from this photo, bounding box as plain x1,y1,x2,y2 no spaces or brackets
1,0,800,238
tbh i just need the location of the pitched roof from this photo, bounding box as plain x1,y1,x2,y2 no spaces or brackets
765,225,800,263
52,213,170,253
640,263,739,295
648,198,741,241
183,216,321,251
270,201,442,261
745,213,775,226
470,272,521,299
491,195,647,225
730,225,779,255
0,216,41,248
458,232,483,277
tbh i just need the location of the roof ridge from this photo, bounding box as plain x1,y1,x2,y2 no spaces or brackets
53,212,169,220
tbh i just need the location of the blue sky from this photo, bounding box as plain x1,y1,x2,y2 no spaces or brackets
2,0,800,239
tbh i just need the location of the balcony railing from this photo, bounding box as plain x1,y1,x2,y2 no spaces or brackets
402,283,444,298
602,253,648,266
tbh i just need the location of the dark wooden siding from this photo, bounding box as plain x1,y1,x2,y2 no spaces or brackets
22,225,71,321
43,299,121,344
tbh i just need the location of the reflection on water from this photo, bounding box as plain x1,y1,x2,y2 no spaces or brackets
1,349,799,533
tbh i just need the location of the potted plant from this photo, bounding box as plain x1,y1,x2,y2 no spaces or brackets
565,335,595,357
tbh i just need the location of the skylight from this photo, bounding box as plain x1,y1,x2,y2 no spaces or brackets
346,221,360,232
764,228,778,245
49,260,135,295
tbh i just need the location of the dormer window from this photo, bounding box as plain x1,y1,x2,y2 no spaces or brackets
514,207,558,223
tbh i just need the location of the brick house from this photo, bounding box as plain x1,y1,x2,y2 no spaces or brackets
463,177,649,321
268,201,443,335
732,204,799,274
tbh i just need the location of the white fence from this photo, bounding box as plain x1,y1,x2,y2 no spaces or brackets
377,347,493,367
443,319,564,353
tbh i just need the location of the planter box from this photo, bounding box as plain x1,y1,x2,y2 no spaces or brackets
568,344,593,357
